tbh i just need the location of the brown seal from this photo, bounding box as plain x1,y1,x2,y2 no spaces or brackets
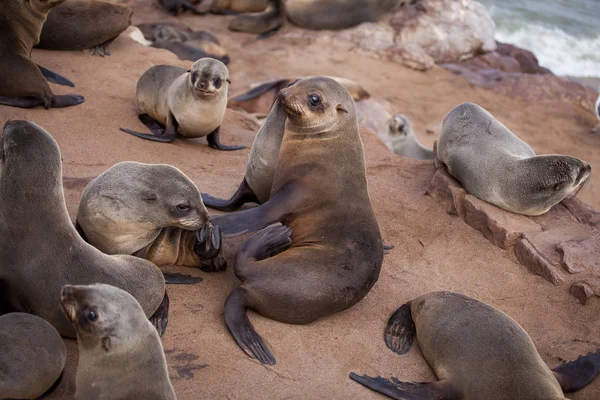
228,0,285,36
210,0,268,14
210,76,384,364
0,120,168,338
158,0,204,15
61,284,177,400
151,25,230,64
0,0,84,109
0,313,66,399
350,291,600,400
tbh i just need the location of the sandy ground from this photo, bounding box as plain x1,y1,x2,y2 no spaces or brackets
1,4,600,399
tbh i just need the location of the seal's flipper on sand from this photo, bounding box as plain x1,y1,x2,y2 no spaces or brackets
385,302,416,355
553,349,600,392
149,291,169,337
201,178,260,211
51,95,85,108
207,126,246,151
37,65,75,87
162,272,203,285
349,374,461,400
120,114,177,143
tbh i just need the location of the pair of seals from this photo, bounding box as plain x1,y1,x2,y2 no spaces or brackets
76,161,225,272
151,25,230,64
210,77,383,364
0,0,84,109
62,284,176,400
0,120,167,338
388,114,433,160
351,291,600,399
36,0,133,56
0,313,66,399
437,103,591,216
120,58,244,150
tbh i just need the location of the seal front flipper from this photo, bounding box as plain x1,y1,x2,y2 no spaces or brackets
149,291,170,337
51,95,86,108
207,126,246,151
162,272,203,285
37,65,75,87
201,178,260,211
120,114,177,143
349,374,461,400
385,303,416,355
194,223,222,259
553,348,600,392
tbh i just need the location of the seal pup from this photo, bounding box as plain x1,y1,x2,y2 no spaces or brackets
0,0,85,109
437,103,591,216
210,76,383,364
36,0,133,57
229,0,285,37
0,313,66,399
151,25,230,63
120,58,245,150
388,114,433,160
76,161,225,272
61,284,177,400
0,120,168,338
350,291,600,400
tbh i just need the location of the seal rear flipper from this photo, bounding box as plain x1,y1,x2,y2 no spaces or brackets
385,303,416,355
162,272,203,285
224,287,276,365
149,291,170,337
207,126,247,151
201,178,260,211
120,114,177,143
553,348,600,392
36,65,75,87
0,96,45,108
256,23,282,40
89,39,114,57
51,94,85,108
349,374,460,400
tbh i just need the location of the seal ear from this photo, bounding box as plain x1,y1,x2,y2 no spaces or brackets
102,336,111,352
336,104,349,114
226,79,231,84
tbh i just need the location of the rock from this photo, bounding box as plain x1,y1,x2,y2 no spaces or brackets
462,51,522,73
336,22,396,51
515,237,564,285
570,281,594,304
495,41,552,74
426,167,467,217
558,235,600,274
562,197,600,226
355,98,394,151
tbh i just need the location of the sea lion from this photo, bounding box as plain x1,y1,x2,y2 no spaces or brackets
350,291,600,400
210,0,268,14
151,25,230,64
0,313,66,399
388,114,433,160
229,0,285,36
0,120,168,338
61,284,177,400
0,0,85,109
437,103,591,216
210,76,383,364
120,58,244,150
36,0,133,57
158,0,203,15
76,161,226,272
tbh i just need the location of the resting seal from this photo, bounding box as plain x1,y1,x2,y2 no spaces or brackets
229,0,285,36
61,284,176,400
0,313,66,399
120,58,245,150
0,0,84,109
211,76,383,364
0,120,168,337
437,103,591,215
151,25,230,64
210,0,268,14
388,114,433,160
350,290,600,400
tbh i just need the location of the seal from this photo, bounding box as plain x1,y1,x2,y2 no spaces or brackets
120,58,245,150
437,103,591,216
210,0,268,14
76,161,226,272
229,0,285,36
36,0,133,57
350,291,600,400
151,25,230,63
210,76,383,364
0,120,168,338
388,114,433,160
61,284,177,400
159,0,203,15
0,313,66,400
0,0,85,109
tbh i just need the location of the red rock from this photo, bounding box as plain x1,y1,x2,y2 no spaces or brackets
562,197,600,226
515,237,564,285
496,42,551,74
570,281,595,304
426,168,467,217
558,235,600,274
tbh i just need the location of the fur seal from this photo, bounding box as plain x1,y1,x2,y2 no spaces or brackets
210,0,268,14
0,313,66,399
158,0,203,15
229,0,285,36
61,284,177,400
0,0,85,109
350,291,600,400
151,25,230,64
76,161,226,272
388,114,433,160
36,0,133,57
210,76,383,364
437,103,591,216
0,120,168,338
120,58,245,150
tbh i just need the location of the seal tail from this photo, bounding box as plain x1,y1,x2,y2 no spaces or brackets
349,374,460,400
201,178,260,211
224,287,276,365
553,348,600,392
384,302,416,355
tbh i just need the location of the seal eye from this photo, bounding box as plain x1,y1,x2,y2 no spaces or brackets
176,204,190,211
308,94,321,107
87,309,98,322
214,77,222,89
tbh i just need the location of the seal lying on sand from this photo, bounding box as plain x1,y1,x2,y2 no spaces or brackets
0,313,66,400
437,103,591,216
0,120,168,338
151,25,230,64
211,76,383,364
229,0,285,36
350,291,600,400
62,284,177,400
388,114,433,160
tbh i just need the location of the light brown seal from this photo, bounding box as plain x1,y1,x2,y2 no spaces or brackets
0,313,66,399
151,25,230,64
388,114,433,160
61,284,176,400
0,120,168,338
210,76,383,364
350,290,600,400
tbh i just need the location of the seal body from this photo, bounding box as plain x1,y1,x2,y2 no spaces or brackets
0,313,66,399
151,25,230,64
388,114,433,160
437,103,591,215
61,284,176,400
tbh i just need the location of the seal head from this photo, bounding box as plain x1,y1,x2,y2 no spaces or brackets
188,58,230,99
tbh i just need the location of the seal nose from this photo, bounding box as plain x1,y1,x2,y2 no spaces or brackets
199,81,207,89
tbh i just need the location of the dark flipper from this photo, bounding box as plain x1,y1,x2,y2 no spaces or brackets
163,272,203,285
90,43,111,57
349,374,460,400
0,96,43,108
37,65,75,87
181,0,205,14
384,244,395,250
229,79,289,104
207,126,246,151
149,291,170,337
194,223,222,259
51,95,85,108
201,178,260,211
36,372,64,400
237,223,292,261
553,349,600,392
385,302,416,355
120,114,177,143
256,24,282,40
224,287,276,365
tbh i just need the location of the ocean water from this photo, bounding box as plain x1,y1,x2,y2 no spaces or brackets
478,0,600,78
